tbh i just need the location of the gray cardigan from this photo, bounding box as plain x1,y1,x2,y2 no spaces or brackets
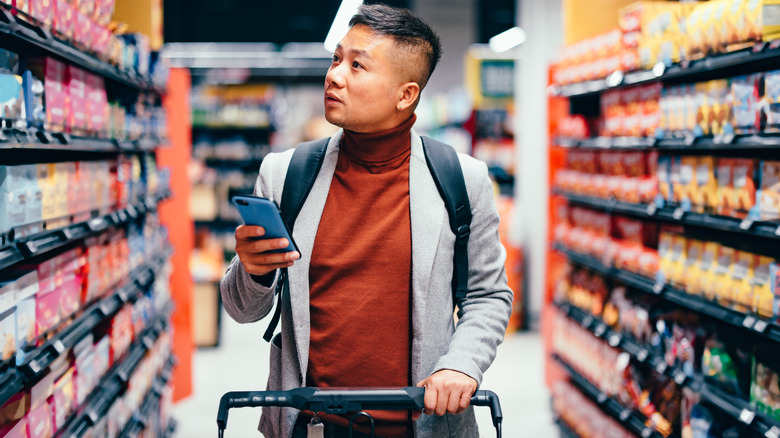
220,129,513,437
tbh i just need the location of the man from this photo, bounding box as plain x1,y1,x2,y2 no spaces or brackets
220,4,513,437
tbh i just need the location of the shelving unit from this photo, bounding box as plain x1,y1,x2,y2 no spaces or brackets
554,301,780,438
0,2,176,435
547,8,780,437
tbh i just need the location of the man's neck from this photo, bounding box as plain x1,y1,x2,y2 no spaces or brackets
341,114,416,163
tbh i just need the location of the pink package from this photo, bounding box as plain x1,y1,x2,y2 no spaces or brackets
68,66,86,133
25,402,52,438
29,0,54,27
85,73,107,135
0,418,27,438
91,25,111,59
28,58,69,132
53,0,76,39
35,288,62,338
58,273,82,319
93,0,115,26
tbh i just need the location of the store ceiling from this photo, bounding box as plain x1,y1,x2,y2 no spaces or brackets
163,0,409,44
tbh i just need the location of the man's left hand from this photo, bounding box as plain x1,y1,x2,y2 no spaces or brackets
412,369,478,420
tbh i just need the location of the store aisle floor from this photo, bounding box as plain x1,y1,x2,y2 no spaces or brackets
173,310,555,438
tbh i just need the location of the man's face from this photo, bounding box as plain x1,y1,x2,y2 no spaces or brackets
324,24,409,133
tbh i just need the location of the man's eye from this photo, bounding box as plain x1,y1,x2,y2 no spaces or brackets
352,61,362,69
332,54,340,62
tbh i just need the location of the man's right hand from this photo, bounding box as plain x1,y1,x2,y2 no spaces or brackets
235,225,300,276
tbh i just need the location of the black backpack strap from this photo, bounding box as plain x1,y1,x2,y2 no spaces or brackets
262,137,330,343
421,136,472,304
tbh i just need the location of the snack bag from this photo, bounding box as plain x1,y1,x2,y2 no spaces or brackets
752,256,775,318
751,353,780,424
725,0,748,46
671,156,684,206
698,242,721,300
717,158,735,215
714,245,737,305
732,74,760,134
758,160,780,220
658,155,672,203
684,239,705,295
683,84,699,134
709,79,733,136
678,156,697,210
657,229,676,284
624,87,643,137
731,251,757,312
698,156,719,213
732,158,758,217
764,70,780,133
694,81,710,137
641,83,662,137
670,234,688,287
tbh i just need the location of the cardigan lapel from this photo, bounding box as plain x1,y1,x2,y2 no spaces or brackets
408,131,445,383
287,130,343,382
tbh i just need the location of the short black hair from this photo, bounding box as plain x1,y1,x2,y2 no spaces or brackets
349,3,442,89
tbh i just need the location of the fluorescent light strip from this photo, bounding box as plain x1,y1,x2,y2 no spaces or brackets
324,0,364,52
489,27,526,53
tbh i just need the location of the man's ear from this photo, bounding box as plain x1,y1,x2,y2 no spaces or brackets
397,82,421,111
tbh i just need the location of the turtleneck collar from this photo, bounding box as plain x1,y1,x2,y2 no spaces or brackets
340,115,416,163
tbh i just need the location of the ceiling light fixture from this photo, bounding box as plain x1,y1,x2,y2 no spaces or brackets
489,26,526,53
324,0,364,52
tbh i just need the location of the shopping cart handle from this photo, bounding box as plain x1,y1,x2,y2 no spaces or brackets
217,387,502,438
470,390,503,428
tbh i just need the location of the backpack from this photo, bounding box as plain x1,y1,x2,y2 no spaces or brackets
262,135,472,342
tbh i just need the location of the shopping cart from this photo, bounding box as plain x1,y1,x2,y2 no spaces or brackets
217,387,503,438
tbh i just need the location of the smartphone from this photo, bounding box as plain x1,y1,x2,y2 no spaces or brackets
231,195,299,253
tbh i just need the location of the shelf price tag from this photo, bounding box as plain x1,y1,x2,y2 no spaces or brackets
674,370,687,385
743,316,757,329
594,323,607,337
646,203,658,216
740,218,755,231
596,392,608,404
766,426,780,438
739,408,756,425
753,319,769,333
673,208,685,220
637,349,649,362
655,361,668,375
582,315,594,328
619,409,632,422
652,281,665,295
653,62,666,77
641,427,654,438
608,334,622,347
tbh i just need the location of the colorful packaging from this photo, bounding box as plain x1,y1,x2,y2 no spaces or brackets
764,70,780,133
53,0,76,39
751,349,780,423
714,245,737,305
758,161,780,220
27,57,68,132
732,74,760,134
68,65,87,134
29,0,55,27
658,155,672,204
730,251,757,312
717,158,735,216
700,242,722,301
694,82,711,136
752,257,775,318
698,156,719,213
0,305,15,363
684,239,705,295
641,83,662,137
602,90,624,137
678,156,696,209
671,156,684,205
732,158,758,217
670,234,688,287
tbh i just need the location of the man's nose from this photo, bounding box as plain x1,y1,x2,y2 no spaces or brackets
326,64,346,88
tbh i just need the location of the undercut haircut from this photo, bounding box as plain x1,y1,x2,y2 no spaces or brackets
349,3,442,90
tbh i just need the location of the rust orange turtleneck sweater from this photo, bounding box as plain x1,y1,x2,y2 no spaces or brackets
306,115,416,437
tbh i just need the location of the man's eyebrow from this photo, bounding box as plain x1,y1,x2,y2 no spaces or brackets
348,48,374,61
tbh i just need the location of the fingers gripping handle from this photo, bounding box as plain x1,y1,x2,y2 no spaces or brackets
470,390,503,438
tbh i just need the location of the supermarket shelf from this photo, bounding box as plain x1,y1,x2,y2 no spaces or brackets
0,248,170,406
0,5,162,94
117,357,176,438
555,301,780,438
555,245,780,345
0,127,166,155
556,133,780,151
56,302,174,438
559,192,780,242
558,43,780,98
0,249,172,407
0,189,171,272
553,354,665,438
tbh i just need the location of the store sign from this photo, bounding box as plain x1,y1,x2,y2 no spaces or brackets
480,60,514,98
